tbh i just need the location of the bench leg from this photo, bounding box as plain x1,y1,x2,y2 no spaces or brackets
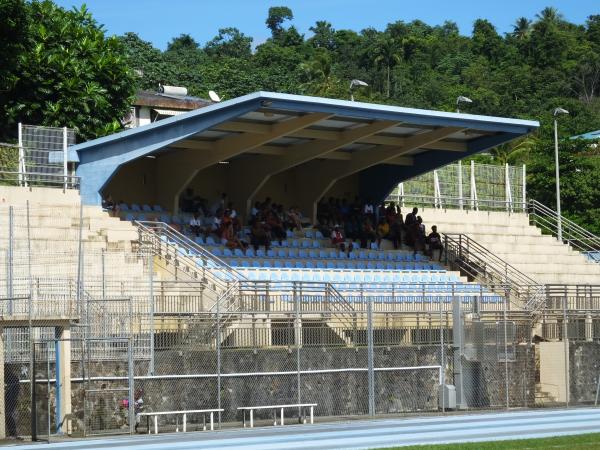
154,415,158,435
250,410,253,428
210,412,214,431
183,413,186,433
147,416,150,434
310,406,314,424
242,410,245,428
204,413,207,431
281,408,284,426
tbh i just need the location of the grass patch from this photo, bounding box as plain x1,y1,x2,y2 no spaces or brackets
383,432,600,449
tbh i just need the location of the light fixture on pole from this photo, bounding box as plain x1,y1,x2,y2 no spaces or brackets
553,107,569,242
350,79,368,101
456,96,473,113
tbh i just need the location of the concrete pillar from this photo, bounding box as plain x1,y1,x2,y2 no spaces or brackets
585,314,593,342
0,326,5,439
56,326,72,435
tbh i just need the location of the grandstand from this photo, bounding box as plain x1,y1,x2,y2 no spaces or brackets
1,93,599,442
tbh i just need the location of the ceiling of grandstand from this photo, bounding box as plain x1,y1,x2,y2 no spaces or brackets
70,92,539,205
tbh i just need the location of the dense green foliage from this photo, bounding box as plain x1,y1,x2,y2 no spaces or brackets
0,0,135,140
118,7,600,231
1,2,600,231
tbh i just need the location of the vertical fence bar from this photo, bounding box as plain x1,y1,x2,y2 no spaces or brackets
522,164,527,212
76,201,84,317
128,337,135,435
148,252,154,375
8,206,13,314
439,288,445,412
503,294,510,409
563,296,570,407
18,122,24,186
216,288,222,427
294,282,301,420
63,127,68,191
367,297,374,416
470,160,478,210
458,160,463,210
505,163,512,213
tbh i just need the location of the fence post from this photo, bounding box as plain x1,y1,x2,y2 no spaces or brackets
439,287,446,413
367,297,375,416
503,293,510,409
128,337,135,435
148,252,154,376
18,122,24,186
563,295,570,407
7,206,13,314
433,170,441,208
63,126,68,191
294,282,301,419
470,160,478,210
458,160,463,210
216,285,222,428
505,163,512,213
522,164,527,212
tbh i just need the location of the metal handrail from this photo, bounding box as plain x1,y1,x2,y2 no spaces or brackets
442,233,546,313
397,194,526,212
528,199,600,259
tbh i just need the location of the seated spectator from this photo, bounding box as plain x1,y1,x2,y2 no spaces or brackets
250,221,271,252
102,195,117,217
331,225,352,254
404,207,418,247
267,211,286,244
286,206,303,232
223,223,248,253
376,218,390,247
189,214,202,236
426,225,444,262
389,215,403,250
360,219,377,249
411,216,426,256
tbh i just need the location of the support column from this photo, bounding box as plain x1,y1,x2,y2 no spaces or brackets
0,326,5,439
585,314,593,342
56,326,72,435
452,295,467,409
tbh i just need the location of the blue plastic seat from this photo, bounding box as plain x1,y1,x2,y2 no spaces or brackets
376,261,385,270
386,252,396,261
131,204,141,212
246,248,255,258
367,261,376,270
298,249,308,258
329,250,338,259
267,249,276,258
301,239,311,248
273,260,283,268
142,204,152,212
312,240,320,248
305,261,315,269
295,261,305,269
281,240,289,247
326,261,336,269
125,213,135,222
348,251,357,260
223,248,233,257
370,242,378,250
240,260,250,268
256,249,266,258
316,261,325,269
194,236,204,245
212,248,223,257
152,205,162,212
315,231,324,239
319,250,328,259
119,203,129,211
206,236,216,245
286,230,294,238
368,252,377,260
284,260,294,268
308,250,318,259
377,252,386,261
336,261,346,269
229,259,238,266
288,248,299,258
271,240,280,248
290,239,299,248
234,248,245,257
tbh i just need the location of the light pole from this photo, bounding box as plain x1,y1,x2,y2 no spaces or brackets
553,107,569,242
456,96,473,113
350,79,368,101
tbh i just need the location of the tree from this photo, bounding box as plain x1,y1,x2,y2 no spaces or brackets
299,49,342,96
512,17,532,40
3,1,135,140
204,28,252,59
309,21,335,50
166,34,199,52
266,6,294,41
373,36,402,97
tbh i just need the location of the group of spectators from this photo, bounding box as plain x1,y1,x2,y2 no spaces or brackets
317,197,443,261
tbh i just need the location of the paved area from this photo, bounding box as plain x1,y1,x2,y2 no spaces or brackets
5,408,600,449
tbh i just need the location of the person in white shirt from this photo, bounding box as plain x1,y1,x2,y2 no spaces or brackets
190,214,202,236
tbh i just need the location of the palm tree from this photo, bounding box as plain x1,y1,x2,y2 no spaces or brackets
512,17,532,40
373,37,402,98
299,50,338,96
535,7,563,24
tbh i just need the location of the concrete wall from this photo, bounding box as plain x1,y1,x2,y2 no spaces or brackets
103,158,158,206
0,186,80,207
539,342,567,402
569,341,600,404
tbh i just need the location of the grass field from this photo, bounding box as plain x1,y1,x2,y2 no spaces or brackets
385,432,600,449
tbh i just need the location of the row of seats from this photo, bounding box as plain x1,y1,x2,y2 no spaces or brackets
224,258,441,271
120,203,163,213
237,268,456,283
205,245,429,263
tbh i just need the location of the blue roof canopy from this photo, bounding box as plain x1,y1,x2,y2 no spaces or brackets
70,91,539,207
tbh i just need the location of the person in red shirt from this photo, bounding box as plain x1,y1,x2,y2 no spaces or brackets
331,225,352,255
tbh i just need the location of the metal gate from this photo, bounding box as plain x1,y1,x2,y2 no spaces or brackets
32,338,134,441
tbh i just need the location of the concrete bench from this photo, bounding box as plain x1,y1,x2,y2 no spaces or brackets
237,403,317,428
138,408,224,434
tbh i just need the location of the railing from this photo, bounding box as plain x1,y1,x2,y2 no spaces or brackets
396,194,525,212
0,170,80,191
442,233,546,314
528,199,600,264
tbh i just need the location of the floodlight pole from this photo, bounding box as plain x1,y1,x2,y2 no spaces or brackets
554,117,562,242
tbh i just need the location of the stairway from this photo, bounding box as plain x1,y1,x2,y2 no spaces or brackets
412,206,600,285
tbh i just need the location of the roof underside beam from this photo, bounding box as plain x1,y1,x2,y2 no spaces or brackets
228,120,399,213
297,127,464,221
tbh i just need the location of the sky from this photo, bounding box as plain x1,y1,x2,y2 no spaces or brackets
53,0,599,50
